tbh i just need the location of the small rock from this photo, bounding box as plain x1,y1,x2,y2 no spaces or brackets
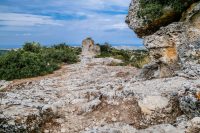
61,128,66,133
44,130,49,133
111,117,117,122
186,117,200,133
138,96,169,114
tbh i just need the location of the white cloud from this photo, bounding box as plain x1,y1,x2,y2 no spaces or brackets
50,0,131,10
0,13,63,26
112,23,128,30
15,33,31,36
0,0,142,46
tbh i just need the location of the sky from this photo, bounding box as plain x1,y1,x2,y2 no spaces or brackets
0,0,142,48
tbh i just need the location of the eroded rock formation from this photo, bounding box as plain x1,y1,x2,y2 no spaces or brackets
82,37,101,57
126,1,200,79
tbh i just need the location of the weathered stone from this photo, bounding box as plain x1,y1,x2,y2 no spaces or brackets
125,0,193,38
82,123,184,133
82,123,137,133
186,117,200,133
138,96,169,114
178,85,200,118
0,80,11,91
127,1,200,79
82,37,100,57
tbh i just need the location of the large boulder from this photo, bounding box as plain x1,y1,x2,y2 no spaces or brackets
82,37,101,57
126,1,200,79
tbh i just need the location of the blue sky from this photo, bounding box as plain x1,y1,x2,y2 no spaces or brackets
0,0,142,48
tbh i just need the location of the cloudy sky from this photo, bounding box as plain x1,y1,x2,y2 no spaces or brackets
0,0,142,48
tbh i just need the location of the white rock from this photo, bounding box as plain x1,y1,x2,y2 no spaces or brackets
138,96,169,114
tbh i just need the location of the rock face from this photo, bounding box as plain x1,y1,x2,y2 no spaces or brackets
178,84,200,118
186,117,200,133
82,37,101,57
126,1,200,79
126,0,199,38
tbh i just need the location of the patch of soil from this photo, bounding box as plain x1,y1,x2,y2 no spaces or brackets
85,98,143,129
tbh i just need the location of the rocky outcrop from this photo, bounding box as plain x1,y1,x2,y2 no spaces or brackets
126,1,200,79
124,1,200,131
82,37,101,57
126,0,199,38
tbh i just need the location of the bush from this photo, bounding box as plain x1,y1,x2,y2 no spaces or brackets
0,50,59,80
41,48,79,64
96,43,112,57
138,0,197,23
52,43,69,49
138,2,163,21
23,42,41,53
0,50,9,56
52,43,82,56
96,43,150,68
0,42,80,80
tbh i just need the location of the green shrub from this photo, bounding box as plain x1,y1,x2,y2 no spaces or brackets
96,43,112,58
0,50,59,80
138,2,163,21
41,48,79,64
0,50,9,56
52,43,81,57
96,43,150,68
138,0,197,23
23,42,41,53
0,42,80,80
52,43,69,49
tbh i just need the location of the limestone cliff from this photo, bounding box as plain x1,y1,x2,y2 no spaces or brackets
126,0,200,79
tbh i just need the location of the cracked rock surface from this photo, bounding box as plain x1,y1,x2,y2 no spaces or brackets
0,57,200,133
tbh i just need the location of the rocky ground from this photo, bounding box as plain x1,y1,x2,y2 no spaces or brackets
0,56,200,133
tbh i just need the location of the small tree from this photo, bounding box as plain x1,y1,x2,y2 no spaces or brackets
53,43,69,49
23,42,41,53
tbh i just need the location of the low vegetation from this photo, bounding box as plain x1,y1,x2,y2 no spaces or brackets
0,50,9,56
0,42,80,80
96,43,150,68
138,0,197,23
0,41,149,80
